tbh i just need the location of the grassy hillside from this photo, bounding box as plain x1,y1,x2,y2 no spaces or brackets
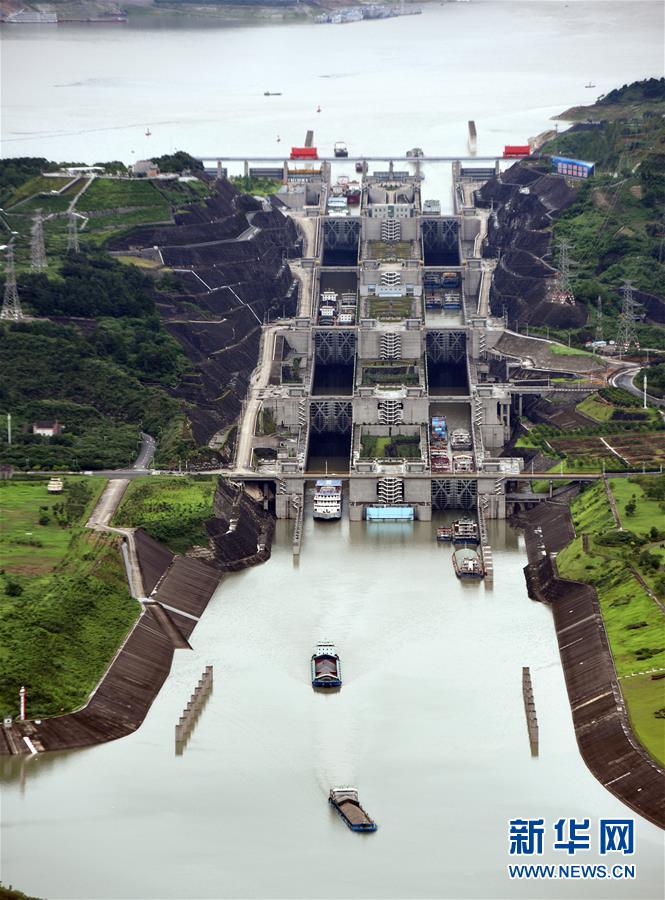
0,477,140,718
113,475,217,553
556,478,665,765
537,78,665,350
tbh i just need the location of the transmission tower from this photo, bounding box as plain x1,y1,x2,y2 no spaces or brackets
552,238,576,305
66,211,80,254
594,295,604,344
615,280,641,355
30,209,47,272
1,245,24,321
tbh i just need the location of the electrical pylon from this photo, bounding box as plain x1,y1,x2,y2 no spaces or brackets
67,211,80,254
552,238,575,305
594,295,604,344
615,280,641,355
1,245,23,321
31,209,47,271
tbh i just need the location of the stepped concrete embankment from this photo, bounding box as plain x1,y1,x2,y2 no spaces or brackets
517,500,665,829
206,479,274,572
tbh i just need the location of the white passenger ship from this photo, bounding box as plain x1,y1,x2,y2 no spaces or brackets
312,479,342,520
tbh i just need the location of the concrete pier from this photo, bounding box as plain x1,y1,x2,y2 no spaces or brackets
175,665,213,751
522,666,539,756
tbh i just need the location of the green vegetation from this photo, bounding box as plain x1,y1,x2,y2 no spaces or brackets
576,395,616,422
548,343,594,357
640,362,665,398
113,476,216,553
150,151,204,174
516,397,664,471
0,316,186,471
368,295,414,321
361,360,419,386
556,479,665,764
0,157,61,206
0,478,139,718
78,178,170,216
535,78,665,352
0,477,106,574
365,241,412,261
0,882,41,900
230,175,281,196
360,433,421,459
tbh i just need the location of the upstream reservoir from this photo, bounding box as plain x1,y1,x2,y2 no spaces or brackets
2,511,663,899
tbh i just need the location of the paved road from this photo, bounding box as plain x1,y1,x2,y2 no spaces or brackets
234,325,280,470
610,365,665,409
134,432,156,470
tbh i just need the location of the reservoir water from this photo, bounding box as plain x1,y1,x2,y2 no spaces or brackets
1,1,663,170
1,511,664,898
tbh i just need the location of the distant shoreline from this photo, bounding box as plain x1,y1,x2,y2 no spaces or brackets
1,0,439,29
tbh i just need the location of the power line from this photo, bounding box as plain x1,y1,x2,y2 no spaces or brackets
552,238,576,305
1,244,23,321
67,211,80,254
594,295,604,344
31,209,47,271
615,280,641,357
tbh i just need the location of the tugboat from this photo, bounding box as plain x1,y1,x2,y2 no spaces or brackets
436,526,452,542
329,788,377,832
355,160,365,173
452,517,480,545
452,548,484,580
334,141,349,158
311,643,342,688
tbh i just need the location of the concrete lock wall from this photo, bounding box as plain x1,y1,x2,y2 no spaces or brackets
461,216,481,242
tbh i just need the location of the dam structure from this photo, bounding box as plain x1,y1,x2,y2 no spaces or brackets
227,156,592,523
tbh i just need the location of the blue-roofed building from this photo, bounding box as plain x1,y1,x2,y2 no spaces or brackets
551,156,595,179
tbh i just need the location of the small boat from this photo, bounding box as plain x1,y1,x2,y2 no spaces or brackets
436,526,452,542
585,82,596,89
264,91,282,96
145,128,151,137
311,643,342,688
329,788,377,832
453,548,484,580
276,135,281,143
452,517,480,545
316,104,321,113
355,161,364,173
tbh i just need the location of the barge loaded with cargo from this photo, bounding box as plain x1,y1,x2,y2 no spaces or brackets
329,788,377,832
453,548,484,579
311,643,342,689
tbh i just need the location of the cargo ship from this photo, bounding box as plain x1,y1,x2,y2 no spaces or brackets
313,479,342,519
430,415,447,444
453,548,484,579
450,428,472,451
329,788,377,832
453,453,475,473
452,517,480,545
311,643,342,688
